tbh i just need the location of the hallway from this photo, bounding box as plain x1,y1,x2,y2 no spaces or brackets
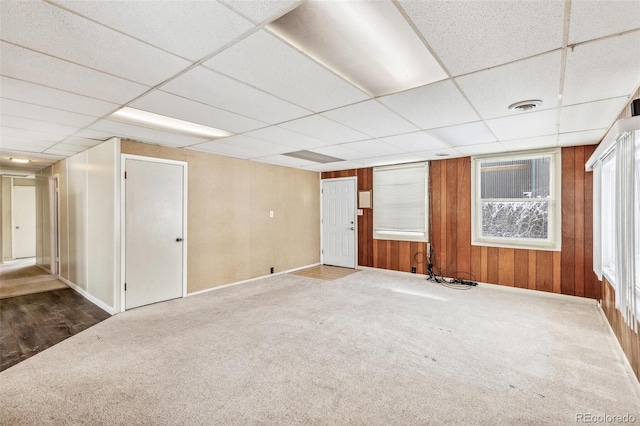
0,258,110,371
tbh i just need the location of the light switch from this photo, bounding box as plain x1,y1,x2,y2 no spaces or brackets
269,210,274,218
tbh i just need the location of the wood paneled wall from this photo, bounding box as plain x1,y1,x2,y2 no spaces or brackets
602,278,640,382
322,145,600,299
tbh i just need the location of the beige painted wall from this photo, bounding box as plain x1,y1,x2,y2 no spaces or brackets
121,140,321,293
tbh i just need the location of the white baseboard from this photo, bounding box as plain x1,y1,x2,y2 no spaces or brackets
187,262,322,297
58,276,115,315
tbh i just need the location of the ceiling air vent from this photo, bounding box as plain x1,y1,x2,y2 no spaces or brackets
508,100,542,112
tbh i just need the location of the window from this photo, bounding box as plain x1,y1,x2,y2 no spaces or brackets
373,162,428,242
471,149,561,251
601,154,616,278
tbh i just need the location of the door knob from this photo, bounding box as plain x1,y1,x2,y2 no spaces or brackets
176,238,183,242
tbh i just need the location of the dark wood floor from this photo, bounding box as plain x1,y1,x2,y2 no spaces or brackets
0,289,111,372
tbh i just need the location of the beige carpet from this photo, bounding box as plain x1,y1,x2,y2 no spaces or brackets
1,269,638,424
0,258,67,299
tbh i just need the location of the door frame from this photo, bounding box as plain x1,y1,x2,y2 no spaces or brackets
320,176,358,269
49,175,60,275
120,154,188,312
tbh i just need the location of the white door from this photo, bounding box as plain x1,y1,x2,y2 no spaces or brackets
13,185,36,258
125,158,186,310
322,178,356,268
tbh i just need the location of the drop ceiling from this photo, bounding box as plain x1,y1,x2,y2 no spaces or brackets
1,0,638,174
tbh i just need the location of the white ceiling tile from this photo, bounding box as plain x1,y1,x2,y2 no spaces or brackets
71,129,116,141
301,161,364,172
54,0,254,61
222,0,303,24
309,145,372,161
245,126,328,150
0,1,190,86
426,122,497,147
356,153,428,168
399,0,564,75
278,115,368,144
218,134,293,156
378,131,450,153
340,140,407,157
1,98,97,128
322,100,419,138
560,97,628,133
456,51,562,120
0,42,149,104
89,119,208,147
563,32,640,106
414,148,465,160
559,129,607,147
501,135,559,152
205,30,368,112
253,154,317,168
161,67,310,124
485,109,558,141
0,137,54,152
44,143,88,156
379,80,479,129
569,1,640,44
130,90,266,134
0,76,118,117
187,141,262,159
1,115,80,137
62,138,105,148
454,142,508,156
1,127,65,144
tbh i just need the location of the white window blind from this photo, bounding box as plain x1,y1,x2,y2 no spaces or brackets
373,162,428,242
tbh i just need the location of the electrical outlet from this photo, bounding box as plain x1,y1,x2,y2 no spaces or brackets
411,267,417,274
270,267,274,274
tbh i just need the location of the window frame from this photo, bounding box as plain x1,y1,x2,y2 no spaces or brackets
471,148,562,251
372,162,429,243
601,152,617,282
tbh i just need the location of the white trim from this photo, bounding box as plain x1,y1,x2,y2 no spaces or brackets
471,148,562,251
320,176,358,269
120,154,188,312
187,262,321,297
9,176,14,259
112,139,121,313
586,115,640,171
58,276,115,315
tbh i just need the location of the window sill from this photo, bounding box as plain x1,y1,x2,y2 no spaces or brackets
471,239,560,252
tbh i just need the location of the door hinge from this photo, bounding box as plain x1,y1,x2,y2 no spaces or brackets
124,171,127,179
321,249,324,254
124,283,127,291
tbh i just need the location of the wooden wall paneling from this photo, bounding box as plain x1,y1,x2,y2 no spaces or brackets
561,148,576,295
430,161,442,272
456,158,472,276
602,279,640,382
486,247,499,284
375,240,391,270
527,251,537,290
397,242,410,272
470,245,482,282
390,241,400,271
574,147,586,297
583,145,599,300
552,251,561,294
514,249,529,288
480,246,488,282
536,251,554,292
497,248,515,286
439,161,448,273
445,160,458,275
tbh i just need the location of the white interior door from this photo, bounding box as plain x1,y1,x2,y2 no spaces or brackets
125,158,185,310
322,178,356,268
13,185,36,258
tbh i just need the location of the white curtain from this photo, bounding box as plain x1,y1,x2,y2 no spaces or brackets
614,130,637,331
593,164,602,280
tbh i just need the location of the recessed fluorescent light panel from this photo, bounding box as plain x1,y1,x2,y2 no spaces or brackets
284,150,344,163
110,107,233,139
267,0,447,97
10,158,30,163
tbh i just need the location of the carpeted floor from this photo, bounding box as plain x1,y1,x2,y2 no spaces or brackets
0,258,67,299
1,268,638,425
